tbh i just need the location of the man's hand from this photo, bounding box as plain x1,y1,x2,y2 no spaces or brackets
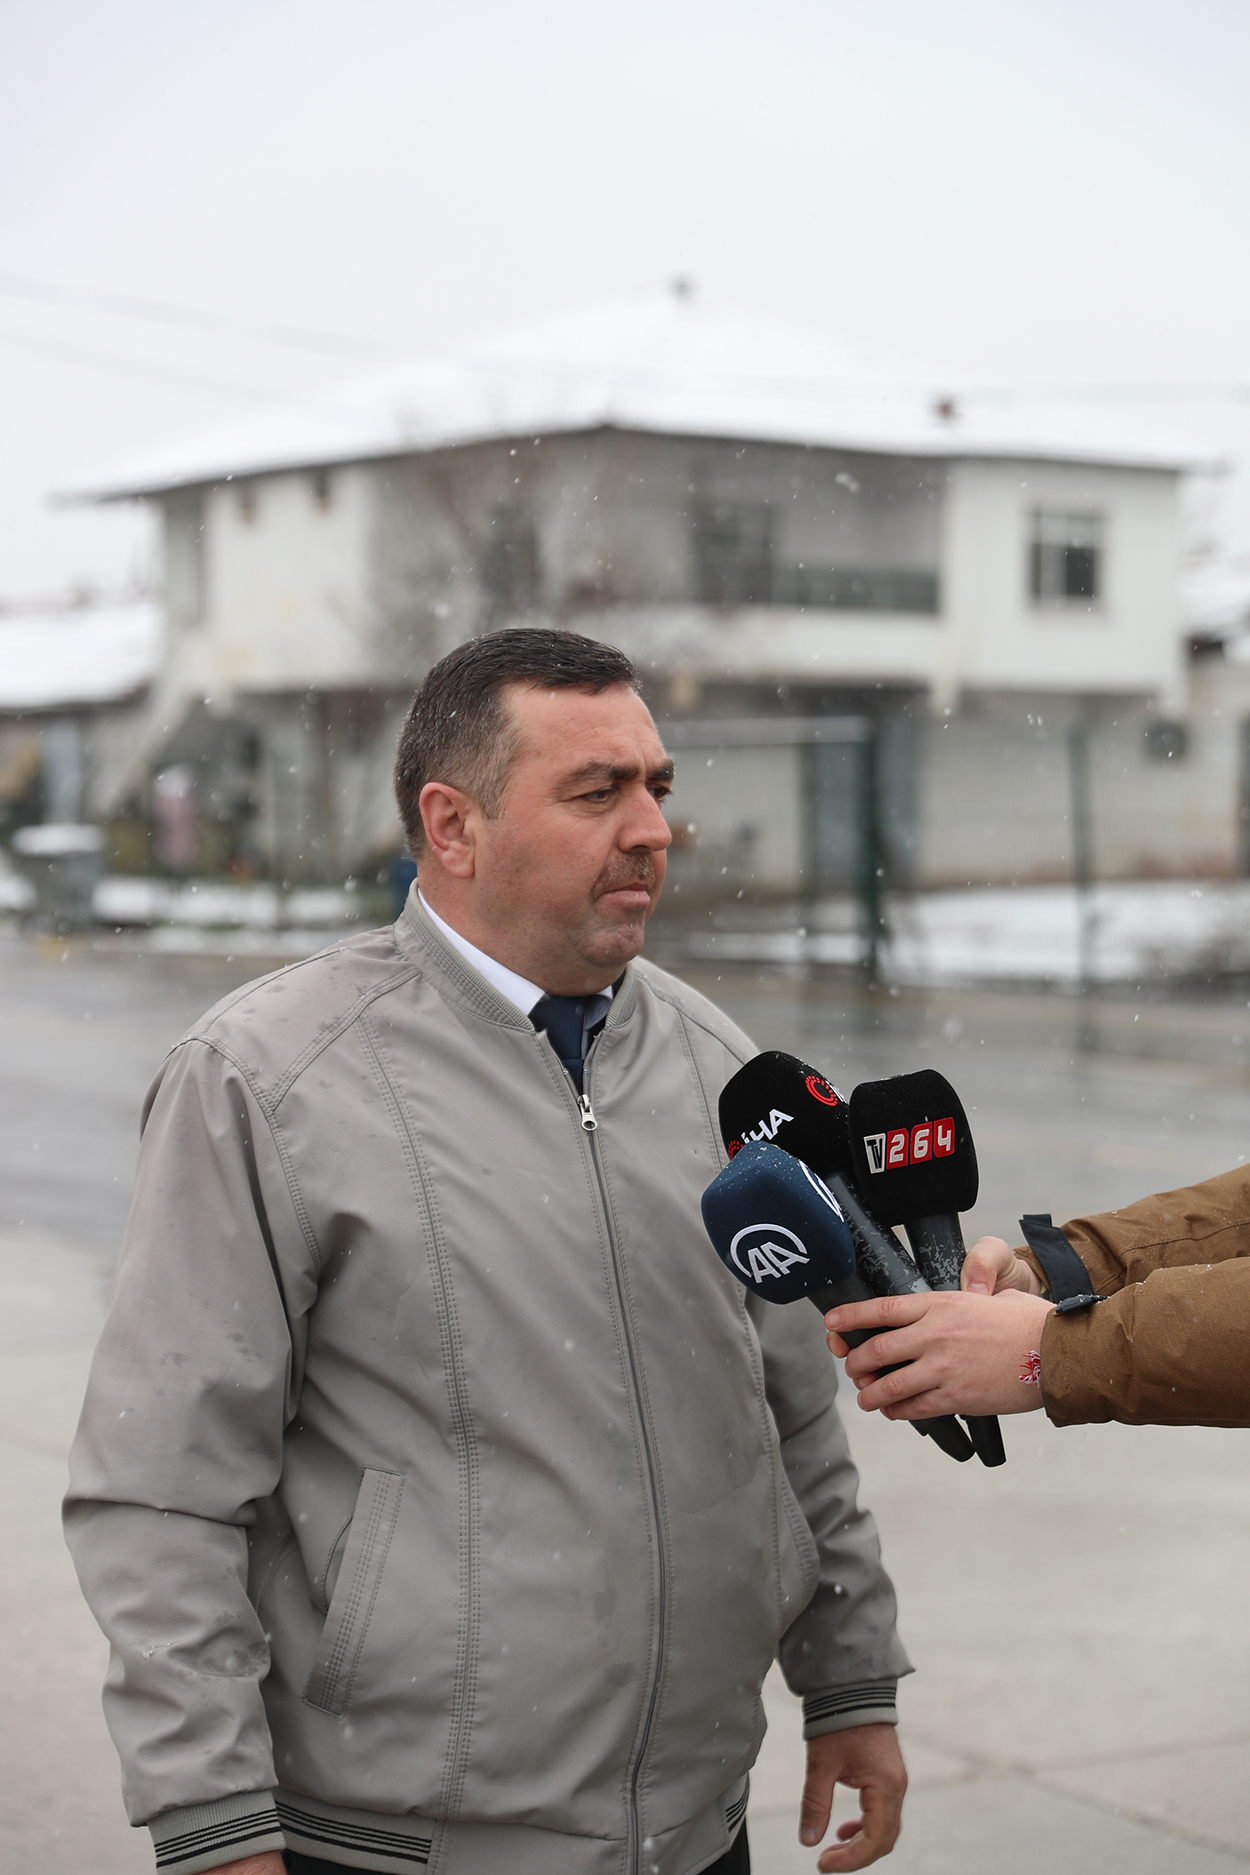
208,1855,285,1875
798,1722,907,1870
961,1234,1045,1297
824,1288,1054,1419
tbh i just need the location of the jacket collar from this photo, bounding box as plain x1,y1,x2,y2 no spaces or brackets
395,887,637,1033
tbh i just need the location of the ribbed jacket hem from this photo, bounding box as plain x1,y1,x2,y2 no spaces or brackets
802,1678,899,1739
192,1777,750,1875
149,1791,285,1872
277,1790,433,1870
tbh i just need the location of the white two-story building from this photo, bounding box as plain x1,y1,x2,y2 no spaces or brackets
67,287,1231,895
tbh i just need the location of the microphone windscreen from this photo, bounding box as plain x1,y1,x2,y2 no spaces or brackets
718,1051,853,1180
847,1070,978,1222
701,1140,858,1305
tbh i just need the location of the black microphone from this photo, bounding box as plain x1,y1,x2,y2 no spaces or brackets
848,1071,1006,1469
700,1139,862,1315
718,1053,975,1464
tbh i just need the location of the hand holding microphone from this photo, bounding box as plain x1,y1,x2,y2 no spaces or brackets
823,1286,1055,1422
961,1235,1047,1297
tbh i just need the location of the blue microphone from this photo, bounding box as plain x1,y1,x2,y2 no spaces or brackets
701,1140,871,1314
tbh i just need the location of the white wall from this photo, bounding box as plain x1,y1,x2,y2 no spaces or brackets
585,601,948,691
187,466,375,692
156,437,1185,715
940,458,1183,710
662,743,805,896
916,673,1250,887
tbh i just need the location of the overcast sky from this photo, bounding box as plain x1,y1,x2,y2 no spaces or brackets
2,0,1248,601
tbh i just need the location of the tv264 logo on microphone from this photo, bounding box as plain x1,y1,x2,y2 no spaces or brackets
861,1117,955,1174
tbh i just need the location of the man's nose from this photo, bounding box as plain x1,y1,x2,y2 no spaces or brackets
621,786,673,852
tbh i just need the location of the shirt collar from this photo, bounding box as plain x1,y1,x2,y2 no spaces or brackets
418,892,614,1020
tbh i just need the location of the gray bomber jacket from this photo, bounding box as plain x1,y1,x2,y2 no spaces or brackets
65,898,911,1875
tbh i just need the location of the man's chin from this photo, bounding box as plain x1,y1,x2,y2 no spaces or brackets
584,906,653,966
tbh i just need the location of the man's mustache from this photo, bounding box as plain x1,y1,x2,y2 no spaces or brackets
593,857,659,899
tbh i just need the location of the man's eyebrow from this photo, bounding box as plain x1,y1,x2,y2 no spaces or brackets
561,757,676,788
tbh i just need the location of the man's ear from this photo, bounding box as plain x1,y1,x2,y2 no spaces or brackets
419,782,479,879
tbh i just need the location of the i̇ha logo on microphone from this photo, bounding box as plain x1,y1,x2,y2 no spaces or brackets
728,1223,810,1284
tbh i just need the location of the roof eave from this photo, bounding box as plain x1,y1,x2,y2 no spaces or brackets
60,416,1217,505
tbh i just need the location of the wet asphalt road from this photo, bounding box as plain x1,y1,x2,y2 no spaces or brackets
4,927,1249,1257
2,929,1249,1873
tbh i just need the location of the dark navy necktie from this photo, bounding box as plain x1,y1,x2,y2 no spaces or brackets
532,994,589,1092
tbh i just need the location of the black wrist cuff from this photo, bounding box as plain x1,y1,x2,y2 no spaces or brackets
1019,1214,1101,1312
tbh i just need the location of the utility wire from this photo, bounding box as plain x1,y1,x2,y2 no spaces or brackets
0,323,269,397
0,268,404,359
965,382,1250,406
1,268,1246,408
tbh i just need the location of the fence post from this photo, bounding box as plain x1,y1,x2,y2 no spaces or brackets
1067,715,1095,993
858,725,883,981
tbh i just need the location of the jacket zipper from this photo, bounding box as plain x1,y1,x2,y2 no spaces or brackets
573,1038,666,1875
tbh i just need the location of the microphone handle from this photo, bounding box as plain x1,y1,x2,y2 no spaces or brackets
904,1214,1007,1470
821,1173,974,1462
903,1214,964,1290
822,1174,930,1297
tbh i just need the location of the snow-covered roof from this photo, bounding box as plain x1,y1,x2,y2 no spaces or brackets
64,290,1216,501
1182,551,1250,635
0,598,161,711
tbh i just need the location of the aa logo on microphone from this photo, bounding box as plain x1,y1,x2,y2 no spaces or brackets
861,1117,955,1173
728,1222,810,1285
805,1074,839,1107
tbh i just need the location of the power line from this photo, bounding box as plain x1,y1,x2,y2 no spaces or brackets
3,269,1247,403
966,382,1250,406
2,267,1247,414
0,269,404,360
0,323,268,397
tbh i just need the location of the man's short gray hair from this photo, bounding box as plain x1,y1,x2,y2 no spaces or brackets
393,627,639,855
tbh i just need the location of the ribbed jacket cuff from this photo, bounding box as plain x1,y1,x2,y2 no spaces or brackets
149,1791,285,1872
802,1679,899,1739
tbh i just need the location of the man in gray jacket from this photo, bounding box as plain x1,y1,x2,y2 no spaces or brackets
66,629,911,1875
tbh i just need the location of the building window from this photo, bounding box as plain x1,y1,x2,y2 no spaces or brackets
1028,509,1103,606
693,504,774,604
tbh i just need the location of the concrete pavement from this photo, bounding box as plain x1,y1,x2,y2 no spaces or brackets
2,931,1248,1871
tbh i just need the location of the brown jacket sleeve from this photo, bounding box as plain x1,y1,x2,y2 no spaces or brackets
1021,1163,1250,1428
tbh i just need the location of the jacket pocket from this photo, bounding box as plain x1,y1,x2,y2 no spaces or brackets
303,1468,405,1716
776,1470,821,1636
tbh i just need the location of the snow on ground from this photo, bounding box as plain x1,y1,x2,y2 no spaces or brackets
686,879,1250,986
4,867,1248,983
91,876,359,929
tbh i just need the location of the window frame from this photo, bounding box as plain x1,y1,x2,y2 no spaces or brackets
1027,506,1106,612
